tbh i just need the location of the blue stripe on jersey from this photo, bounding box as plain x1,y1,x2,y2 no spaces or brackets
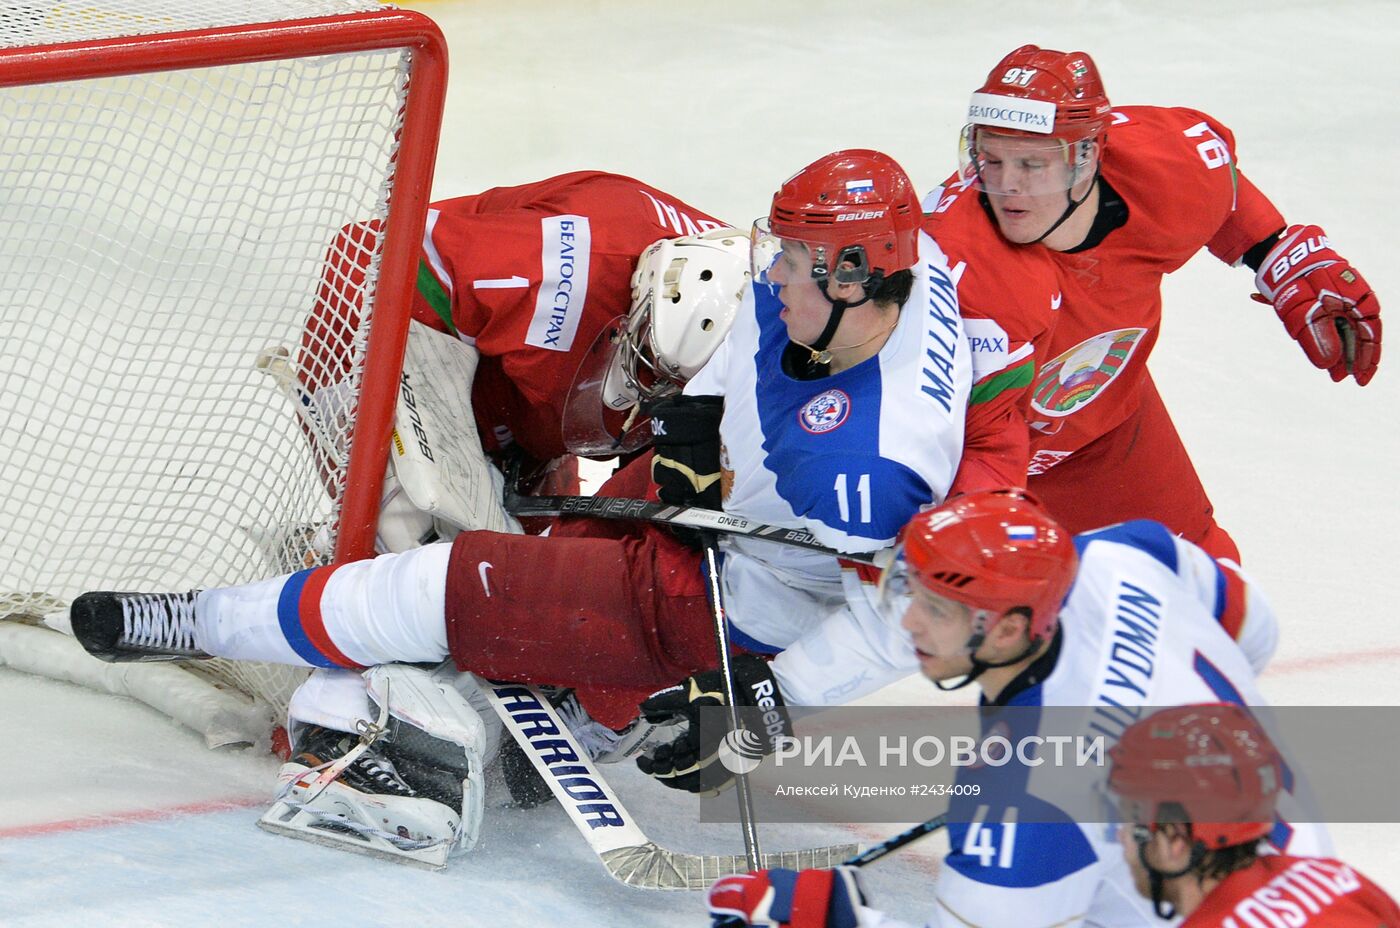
1212,562,1228,618
728,622,782,655
702,542,782,654
276,568,341,668
1074,519,1178,572
1192,649,1244,705
749,285,932,542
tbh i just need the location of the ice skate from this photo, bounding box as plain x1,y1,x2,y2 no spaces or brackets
258,723,464,870
257,664,487,869
68,590,210,663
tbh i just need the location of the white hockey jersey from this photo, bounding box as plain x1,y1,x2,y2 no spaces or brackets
865,520,1329,928
685,232,971,704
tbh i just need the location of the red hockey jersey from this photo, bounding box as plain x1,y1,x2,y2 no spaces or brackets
1027,106,1286,474
1184,855,1400,928
307,171,727,462
923,179,1062,493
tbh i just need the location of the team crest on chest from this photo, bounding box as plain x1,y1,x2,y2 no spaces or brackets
799,389,851,434
1030,327,1148,424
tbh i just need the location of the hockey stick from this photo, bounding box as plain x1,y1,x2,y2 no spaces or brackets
254,345,346,471
842,813,947,868
701,532,763,870
714,815,949,926
480,679,858,891
502,487,878,566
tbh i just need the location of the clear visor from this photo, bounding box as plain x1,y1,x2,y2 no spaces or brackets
749,218,784,288
958,124,1097,196
750,218,867,289
874,543,998,656
561,315,660,456
873,545,918,632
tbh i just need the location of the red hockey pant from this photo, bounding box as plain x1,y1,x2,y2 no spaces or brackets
442,453,716,729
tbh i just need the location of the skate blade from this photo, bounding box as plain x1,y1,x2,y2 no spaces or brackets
256,802,450,871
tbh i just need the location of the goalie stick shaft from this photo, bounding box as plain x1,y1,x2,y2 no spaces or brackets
254,346,346,472
479,678,857,891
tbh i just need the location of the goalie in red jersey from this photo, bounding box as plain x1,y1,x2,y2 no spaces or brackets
948,46,1382,562
1111,703,1400,926
286,170,749,557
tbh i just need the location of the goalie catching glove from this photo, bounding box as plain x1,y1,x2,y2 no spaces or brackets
635,654,792,794
649,394,724,509
1253,224,1382,385
708,867,868,928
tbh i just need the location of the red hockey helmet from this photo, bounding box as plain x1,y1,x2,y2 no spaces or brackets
960,46,1112,195
755,149,921,287
897,488,1077,642
1109,704,1283,850
971,45,1110,141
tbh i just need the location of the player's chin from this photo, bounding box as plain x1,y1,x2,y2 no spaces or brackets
990,210,1046,244
914,648,969,682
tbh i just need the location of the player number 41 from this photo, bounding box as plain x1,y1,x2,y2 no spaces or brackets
964,805,1019,868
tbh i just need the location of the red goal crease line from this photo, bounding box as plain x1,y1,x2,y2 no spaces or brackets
0,795,268,840
2,649,1396,842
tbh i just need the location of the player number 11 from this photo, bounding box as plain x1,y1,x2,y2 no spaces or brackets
833,473,872,524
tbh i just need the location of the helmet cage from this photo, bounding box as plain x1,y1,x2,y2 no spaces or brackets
613,293,685,406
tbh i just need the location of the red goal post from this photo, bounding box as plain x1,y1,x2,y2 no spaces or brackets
0,2,448,745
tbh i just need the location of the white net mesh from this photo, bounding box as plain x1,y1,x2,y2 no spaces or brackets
0,2,434,735
0,1,384,48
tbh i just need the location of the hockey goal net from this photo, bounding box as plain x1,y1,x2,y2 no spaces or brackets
0,1,447,747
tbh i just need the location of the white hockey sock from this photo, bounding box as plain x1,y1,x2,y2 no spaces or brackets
195,543,452,668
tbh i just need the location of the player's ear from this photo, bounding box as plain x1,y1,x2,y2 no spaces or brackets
1157,822,1196,870
830,268,865,302
991,607,1032,646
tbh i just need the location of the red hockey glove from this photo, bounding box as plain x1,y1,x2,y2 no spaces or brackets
708,867,866,928
1252,224,1381,385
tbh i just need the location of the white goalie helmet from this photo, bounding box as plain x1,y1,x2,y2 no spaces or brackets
563,227,750,455
612,227,750,406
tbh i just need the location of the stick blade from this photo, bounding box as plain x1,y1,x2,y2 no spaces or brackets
602,841,861,891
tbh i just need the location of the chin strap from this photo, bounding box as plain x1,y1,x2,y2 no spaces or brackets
1030,170,1100,246
793,274,885,364
1140,837,1207,920
931,621,1043,692
790,316,898,368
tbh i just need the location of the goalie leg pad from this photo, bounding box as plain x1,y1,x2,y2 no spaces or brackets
258,664,490,867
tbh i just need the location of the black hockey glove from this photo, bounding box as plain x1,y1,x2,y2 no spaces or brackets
635,654,792,795
648,394,723,510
